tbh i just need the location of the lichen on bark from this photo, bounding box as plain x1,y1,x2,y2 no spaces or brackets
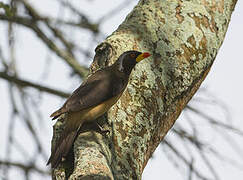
51,0,237,179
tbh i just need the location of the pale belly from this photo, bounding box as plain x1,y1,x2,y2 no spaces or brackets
82,94,121,121
68,93,122,126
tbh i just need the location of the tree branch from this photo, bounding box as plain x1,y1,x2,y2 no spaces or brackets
59,0,99,33
0,160,50,175
50,0,238,179
0,13,89,77
0,71,70,97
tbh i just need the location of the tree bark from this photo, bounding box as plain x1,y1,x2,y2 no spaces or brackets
51,0,237,179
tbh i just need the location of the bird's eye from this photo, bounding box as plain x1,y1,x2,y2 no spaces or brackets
130,53,136,58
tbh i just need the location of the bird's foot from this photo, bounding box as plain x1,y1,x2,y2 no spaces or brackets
96,122,110,135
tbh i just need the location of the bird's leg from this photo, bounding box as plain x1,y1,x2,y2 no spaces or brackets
79,120,110,135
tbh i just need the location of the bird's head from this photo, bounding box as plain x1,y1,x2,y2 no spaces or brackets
115,50,151,75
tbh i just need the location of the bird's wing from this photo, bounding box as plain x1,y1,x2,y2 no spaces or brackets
63,78,124,112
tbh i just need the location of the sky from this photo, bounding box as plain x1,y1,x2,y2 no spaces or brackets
0,0,242,179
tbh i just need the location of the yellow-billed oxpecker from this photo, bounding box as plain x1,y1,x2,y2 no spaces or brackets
47,51,151,168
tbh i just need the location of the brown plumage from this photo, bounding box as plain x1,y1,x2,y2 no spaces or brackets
47,51,151,168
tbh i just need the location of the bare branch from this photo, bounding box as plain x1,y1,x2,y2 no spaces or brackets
58,0,99,33
0,71,70,97
0,160,50,175
164,140,212,180
0,13,89,77
187,105,243,136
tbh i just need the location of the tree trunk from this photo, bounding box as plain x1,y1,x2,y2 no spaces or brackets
51,0,237,179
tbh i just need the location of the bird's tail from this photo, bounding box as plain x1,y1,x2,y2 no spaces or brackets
47,129,78,168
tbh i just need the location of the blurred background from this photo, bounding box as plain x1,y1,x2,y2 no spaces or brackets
0,0,242,179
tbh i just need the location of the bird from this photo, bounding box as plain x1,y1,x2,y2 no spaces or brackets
47,50,151,168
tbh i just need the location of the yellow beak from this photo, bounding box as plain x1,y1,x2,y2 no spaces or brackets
136,52,151,62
